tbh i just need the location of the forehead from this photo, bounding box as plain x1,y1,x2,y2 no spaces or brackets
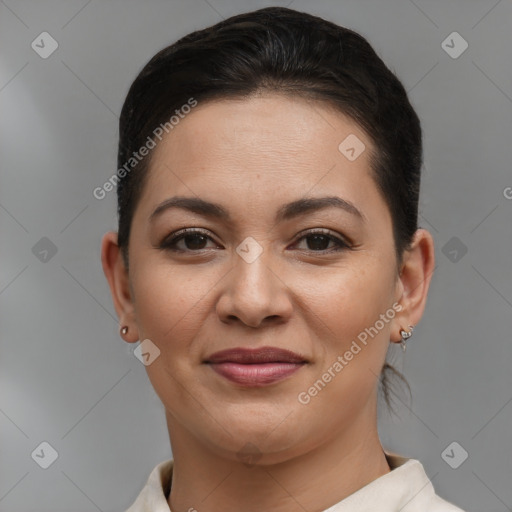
156,94,370,167
134,94,389,227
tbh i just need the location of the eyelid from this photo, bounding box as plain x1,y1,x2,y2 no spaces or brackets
159,227,352,253
159,227,219,249
293,227,352,247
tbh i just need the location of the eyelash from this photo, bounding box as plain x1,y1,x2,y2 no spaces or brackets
159,228,351,254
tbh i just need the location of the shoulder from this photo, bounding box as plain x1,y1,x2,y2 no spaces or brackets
385,452,467,512
428,493,467,512
124,459,173,512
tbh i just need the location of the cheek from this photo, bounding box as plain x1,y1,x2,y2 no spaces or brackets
296,268,394,428
130,264,207,404
132,262,215,340
297,258,396,407
302,258,396,342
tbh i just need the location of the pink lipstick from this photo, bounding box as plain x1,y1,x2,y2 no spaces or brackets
204,347,307,387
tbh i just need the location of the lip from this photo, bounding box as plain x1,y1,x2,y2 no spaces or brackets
205,347,307,364
204,347,308,387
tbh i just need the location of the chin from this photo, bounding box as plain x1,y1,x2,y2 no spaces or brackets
207,414,312,459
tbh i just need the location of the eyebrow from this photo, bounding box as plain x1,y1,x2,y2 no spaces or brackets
149,195,366,224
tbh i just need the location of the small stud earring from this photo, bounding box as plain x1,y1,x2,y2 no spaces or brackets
399,325,414,353
120,326,128,336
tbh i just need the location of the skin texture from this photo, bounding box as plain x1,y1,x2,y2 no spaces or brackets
101,93,435,512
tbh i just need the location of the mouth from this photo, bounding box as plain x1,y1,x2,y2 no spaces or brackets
203,347,308,387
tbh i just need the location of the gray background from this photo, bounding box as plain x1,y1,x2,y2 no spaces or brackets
1,0,511,511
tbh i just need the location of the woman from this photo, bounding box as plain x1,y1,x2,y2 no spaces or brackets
101,6,466,512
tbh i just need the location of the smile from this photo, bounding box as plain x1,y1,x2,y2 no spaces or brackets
204,347,308,387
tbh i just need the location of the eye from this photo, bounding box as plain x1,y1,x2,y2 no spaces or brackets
159,228,351,254
292,229,350,252
159,228,219,252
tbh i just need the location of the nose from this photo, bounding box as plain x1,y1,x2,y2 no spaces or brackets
216,249,293,328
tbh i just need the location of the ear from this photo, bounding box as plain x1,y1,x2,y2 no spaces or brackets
391,228,435,343
101,231,139,343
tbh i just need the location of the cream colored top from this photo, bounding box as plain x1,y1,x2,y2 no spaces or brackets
125,452,466,512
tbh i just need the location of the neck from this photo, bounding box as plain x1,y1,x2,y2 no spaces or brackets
166,405,390,512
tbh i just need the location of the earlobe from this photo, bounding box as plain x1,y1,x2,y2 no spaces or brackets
391,229,435,344
101,231,139,342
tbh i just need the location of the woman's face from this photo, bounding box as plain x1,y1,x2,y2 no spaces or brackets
107,94,414,462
